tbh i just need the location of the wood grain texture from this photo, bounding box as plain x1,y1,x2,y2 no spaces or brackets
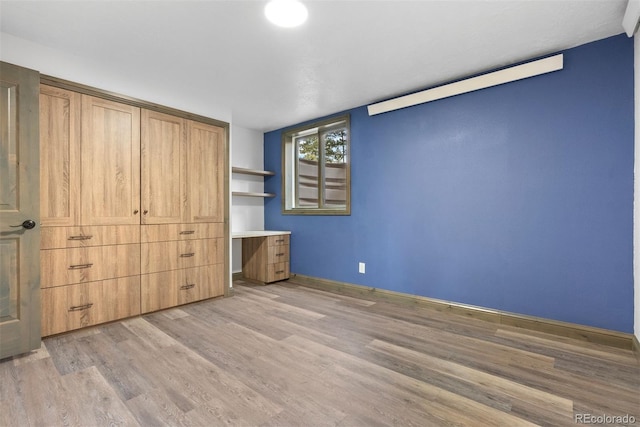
81,94,140,226
40,225,140,249
3,279,637,426
242,234,291,283
292,273,636,350
185,120,224,223
39,85,81,227
140,264,224,313
141,109,186,224
40,243,140,288
140,222,223,243
41,276,141,336
141,237,223,274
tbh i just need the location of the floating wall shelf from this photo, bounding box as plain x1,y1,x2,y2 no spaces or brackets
232,166,276,198
232,191,276,198
232,167,275,177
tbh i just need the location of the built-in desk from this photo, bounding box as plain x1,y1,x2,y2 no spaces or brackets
233,231,291,283
232,231,291,239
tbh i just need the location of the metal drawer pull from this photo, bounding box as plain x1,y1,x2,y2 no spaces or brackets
179,230,195,235
69,303,93,312
275,270,285,274
68,235,93,240
276,253,285,257
275,239,285,243
180,284,195,290
180,253,195,258
69,263,93,270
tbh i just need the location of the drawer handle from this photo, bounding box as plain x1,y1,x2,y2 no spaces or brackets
276,253,285,257
179,230,195,235
68,235,93,241
275,239,285,243
275,270,285,274
69,303,93,312
69,263,93,270
180,284,195,290
180,253,195,258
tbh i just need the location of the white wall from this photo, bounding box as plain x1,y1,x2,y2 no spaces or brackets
635,34,640,343
1,32,267,282
0,32,232,123
1,32,240,283
230,125,266,273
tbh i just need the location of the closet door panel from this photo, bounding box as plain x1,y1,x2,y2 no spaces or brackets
185,120,224,223
81,95,140,225
40,85,81,226
141,110,186,224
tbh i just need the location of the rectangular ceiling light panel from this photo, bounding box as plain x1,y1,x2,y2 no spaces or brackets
367,54,564,116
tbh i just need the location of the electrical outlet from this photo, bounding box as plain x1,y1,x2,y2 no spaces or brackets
358,262,366,274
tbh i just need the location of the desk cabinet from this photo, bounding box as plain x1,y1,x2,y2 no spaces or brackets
242,234,290,284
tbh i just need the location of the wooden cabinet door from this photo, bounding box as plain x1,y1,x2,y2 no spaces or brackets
141,110,185,224
0,62,41,359
81,95,140,225
185,120,224,223
39,85,81,226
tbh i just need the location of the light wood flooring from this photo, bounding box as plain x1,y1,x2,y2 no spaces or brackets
2,279,639,426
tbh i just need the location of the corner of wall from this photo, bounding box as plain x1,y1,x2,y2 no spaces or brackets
230,124,267,273
634,34,640,343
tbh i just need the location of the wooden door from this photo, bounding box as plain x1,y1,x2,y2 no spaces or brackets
81,95,140,225
0,62,41,359
141,109,185,224
40,85,81,226
185,120,224,223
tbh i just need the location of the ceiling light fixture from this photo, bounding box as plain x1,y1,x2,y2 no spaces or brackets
265,0,308,28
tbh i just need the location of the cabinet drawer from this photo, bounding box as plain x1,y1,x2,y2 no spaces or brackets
41,276,141,336
267,262,290,283
267,244,290,264
41,244,140,288
267,234,289,246
141,238,223,274
141,264,223,313
41,225,140,249
141,223,223,243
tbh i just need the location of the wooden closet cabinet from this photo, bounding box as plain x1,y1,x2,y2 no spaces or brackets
140,111,226,313
141,110,185,224
40,87,142,226
40,84,227,336
40,86,142,336
140,110,225,224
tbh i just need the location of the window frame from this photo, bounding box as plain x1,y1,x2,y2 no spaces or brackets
281,114,351,215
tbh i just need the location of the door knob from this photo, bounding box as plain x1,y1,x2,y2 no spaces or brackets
10,219,36,230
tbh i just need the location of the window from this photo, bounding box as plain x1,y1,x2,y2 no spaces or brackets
282,115,350,215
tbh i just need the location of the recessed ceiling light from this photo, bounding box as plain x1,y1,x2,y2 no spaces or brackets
265,0,308,28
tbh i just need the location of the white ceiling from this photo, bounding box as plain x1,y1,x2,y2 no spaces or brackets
0,0,629,132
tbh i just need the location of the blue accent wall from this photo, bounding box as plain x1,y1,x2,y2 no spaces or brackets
263,35,634,333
